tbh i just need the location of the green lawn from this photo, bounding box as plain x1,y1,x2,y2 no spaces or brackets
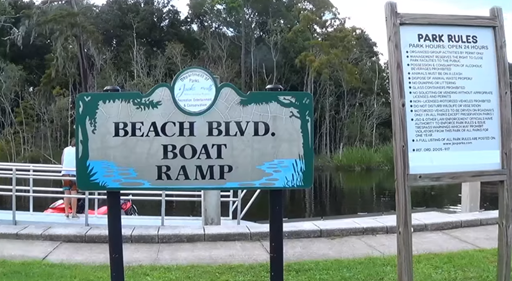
0,249,500,281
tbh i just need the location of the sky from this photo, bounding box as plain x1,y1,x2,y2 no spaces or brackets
89,0,512,62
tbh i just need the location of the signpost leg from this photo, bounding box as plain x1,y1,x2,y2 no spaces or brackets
107,191,125,281
384,3,414,280
269,189,284,281
490,7,512,281
497,179,512,281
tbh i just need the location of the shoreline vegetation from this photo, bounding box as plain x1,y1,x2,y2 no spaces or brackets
315,144,394,171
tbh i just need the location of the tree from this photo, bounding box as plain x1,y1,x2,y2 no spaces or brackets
0,0,398,165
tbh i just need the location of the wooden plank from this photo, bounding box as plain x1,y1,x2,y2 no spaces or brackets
385,2,414,281
399,13,498,26
491,6,512,281
408,169,508,186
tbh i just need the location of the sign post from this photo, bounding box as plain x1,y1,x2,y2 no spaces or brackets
75,67,314,281
385,2,511,281
266,84,285,281
106,191,124,280
102,86,125,281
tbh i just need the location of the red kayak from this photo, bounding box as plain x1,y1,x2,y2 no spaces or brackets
43,198,139,216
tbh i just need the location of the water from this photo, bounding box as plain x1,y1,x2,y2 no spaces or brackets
0,170,500,222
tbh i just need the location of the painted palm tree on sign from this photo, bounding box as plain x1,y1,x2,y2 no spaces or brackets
238,91,313,187
76,92,162,189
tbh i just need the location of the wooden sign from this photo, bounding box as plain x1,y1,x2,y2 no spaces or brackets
75,67,314,191
385,2,511,281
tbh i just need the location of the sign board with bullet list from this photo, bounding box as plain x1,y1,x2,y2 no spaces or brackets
385,2,511,281
402,25,501,174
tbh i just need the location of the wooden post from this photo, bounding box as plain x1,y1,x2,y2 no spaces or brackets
491,7,512,281
385,2,511,281
385,3,414,281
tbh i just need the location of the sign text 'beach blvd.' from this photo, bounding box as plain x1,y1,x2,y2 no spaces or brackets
75,67,314,191
113,120,274,181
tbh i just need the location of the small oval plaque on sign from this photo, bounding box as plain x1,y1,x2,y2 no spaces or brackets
172,68,217,115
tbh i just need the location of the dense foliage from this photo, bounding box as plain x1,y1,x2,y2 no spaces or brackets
1,0,508,164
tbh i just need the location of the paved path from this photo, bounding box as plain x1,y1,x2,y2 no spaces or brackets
0,225,498,266
0,210,499,243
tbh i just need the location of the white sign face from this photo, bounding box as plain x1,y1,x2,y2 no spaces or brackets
173,68,217,114
400,25,501,174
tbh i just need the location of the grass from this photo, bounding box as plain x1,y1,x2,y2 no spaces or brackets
0,249,501,281
316,144,394,171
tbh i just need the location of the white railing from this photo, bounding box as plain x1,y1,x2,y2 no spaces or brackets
0,162,262,226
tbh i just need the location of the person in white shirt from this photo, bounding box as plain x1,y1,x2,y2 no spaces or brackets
61,138,78,218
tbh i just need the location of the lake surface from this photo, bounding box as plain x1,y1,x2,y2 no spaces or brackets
0,170,500,222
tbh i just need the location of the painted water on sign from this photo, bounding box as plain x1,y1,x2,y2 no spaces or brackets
75,66,314,191
87,158,305,189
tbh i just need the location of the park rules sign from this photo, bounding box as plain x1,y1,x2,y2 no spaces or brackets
75,67,314,191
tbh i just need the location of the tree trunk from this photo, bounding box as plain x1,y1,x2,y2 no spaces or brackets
70,0,88,93
240,0,247,92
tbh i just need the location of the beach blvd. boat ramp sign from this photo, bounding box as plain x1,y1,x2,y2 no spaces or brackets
75,67,314,191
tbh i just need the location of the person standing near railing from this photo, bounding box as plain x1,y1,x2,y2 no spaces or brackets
61,138,78,218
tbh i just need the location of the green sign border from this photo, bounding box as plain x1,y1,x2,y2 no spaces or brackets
75,71,314,191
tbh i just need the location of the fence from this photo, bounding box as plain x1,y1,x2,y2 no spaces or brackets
0,162,261,226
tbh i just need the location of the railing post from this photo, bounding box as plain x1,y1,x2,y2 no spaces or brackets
85,192,89,226
161,191,165,226
237,190,242,225
11,167,16,225
29,165,33,213
229,190,234,220
95,192,98,216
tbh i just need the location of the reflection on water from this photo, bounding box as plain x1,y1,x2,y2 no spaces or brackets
0,170,500,222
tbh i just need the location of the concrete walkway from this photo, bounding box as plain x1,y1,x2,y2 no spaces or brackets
0,224,497,266
0,210,499,243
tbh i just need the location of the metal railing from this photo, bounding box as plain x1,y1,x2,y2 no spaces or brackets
0,162,262,226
